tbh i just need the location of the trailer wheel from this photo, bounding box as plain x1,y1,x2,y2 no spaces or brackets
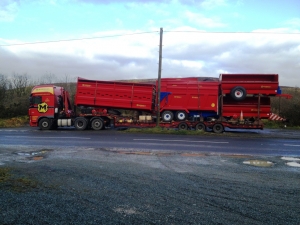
195,122,206,132
161,111,174,122
91,118,104,131
230,86,247,101
178,122,188,130
39,118,52,130
74,117,88,130
212,123,224,133
176,111,187,121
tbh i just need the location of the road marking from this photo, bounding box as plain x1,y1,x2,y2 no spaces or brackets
133,139,228,144
284,144,300,147
4,136,90,140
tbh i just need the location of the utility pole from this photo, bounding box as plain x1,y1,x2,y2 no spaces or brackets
156,28,163,126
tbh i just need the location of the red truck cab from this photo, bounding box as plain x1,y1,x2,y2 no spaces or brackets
29,85,72,129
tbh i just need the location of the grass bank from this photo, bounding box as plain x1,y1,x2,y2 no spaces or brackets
0,116,29,128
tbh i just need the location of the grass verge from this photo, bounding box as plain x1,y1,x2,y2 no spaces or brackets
123,127,213,136
0,116,29,128
0,167,38,192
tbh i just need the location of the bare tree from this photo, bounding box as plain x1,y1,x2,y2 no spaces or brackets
11,73,29,97
0,74,9,104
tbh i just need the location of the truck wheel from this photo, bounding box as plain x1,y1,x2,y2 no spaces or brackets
230,86,247,101
39,118,52,130
91,118,104,131
176,111,187,121
213,123,224,133
74,117,87,130
195,122,206,131
178,122,188,130
162,111,174,122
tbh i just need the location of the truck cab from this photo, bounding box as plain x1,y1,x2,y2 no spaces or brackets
29,85,73,129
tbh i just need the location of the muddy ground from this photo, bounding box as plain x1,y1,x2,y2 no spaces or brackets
1,145,300,225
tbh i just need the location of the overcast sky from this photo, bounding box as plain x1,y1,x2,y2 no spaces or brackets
0,0,299,86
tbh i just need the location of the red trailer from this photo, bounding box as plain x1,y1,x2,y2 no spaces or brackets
220,74,279,101
159,77,219,122
76,77,156,112
222,96,271,118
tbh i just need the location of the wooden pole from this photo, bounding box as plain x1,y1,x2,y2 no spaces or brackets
156,28,163,126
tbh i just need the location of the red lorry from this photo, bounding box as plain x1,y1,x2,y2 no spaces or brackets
28,74,289,133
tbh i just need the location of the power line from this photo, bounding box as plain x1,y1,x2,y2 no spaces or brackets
165,30,300,35
1,30,299,47
0,31,159,47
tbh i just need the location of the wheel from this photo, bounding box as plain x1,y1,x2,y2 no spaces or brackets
230,86,247,101
39,118,52,130
175,111,187,121
178,122,188,130
91,118,104,131
74,117,88,130
161,111,174,122
212,123,224,133
195,122,206,131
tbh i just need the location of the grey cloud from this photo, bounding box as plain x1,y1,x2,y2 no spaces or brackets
1,36,299,87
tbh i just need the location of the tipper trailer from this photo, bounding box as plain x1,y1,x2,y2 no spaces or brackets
29,74,290,133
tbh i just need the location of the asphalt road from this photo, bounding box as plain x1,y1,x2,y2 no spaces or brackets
1,127,300,224
1,127,300,156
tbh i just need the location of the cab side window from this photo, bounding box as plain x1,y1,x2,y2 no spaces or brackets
30,96,42,104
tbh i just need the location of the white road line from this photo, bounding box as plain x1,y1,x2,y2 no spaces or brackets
4,136,90,140
133,139,228,144
284,144,300,147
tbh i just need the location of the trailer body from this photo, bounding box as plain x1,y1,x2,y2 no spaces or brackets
75,77,156,112
159,77,219,121
220,74,279,101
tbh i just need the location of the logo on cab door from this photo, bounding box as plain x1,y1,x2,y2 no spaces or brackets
38,102,48,113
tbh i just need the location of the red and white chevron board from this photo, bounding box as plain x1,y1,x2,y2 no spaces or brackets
269,113,285,121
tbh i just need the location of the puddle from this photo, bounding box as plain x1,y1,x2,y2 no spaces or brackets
281,157,300,168
13,149,52,162
281,157,300,161
286,162,300,167
181,153,206,157
243,160,274,167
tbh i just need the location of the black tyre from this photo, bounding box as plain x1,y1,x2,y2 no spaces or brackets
74,117,88,130
161,111,174,122
91,118,104,131
175,111,187,121
195,122,206,131
230,86,247,101
39,118,52,130
213,123,224,133
178,122,188,130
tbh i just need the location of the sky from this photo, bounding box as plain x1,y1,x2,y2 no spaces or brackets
0,0,299,86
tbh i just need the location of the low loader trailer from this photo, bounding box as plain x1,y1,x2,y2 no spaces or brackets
29,74,290,133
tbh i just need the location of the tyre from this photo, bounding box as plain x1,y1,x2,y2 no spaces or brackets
230,86,247,101
39,118,52,130
212,123,224,133
178,122,188,130
195,122,206,131
91,118,104,131
161,111,174,122
175,111,187,121
74,117,88,130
